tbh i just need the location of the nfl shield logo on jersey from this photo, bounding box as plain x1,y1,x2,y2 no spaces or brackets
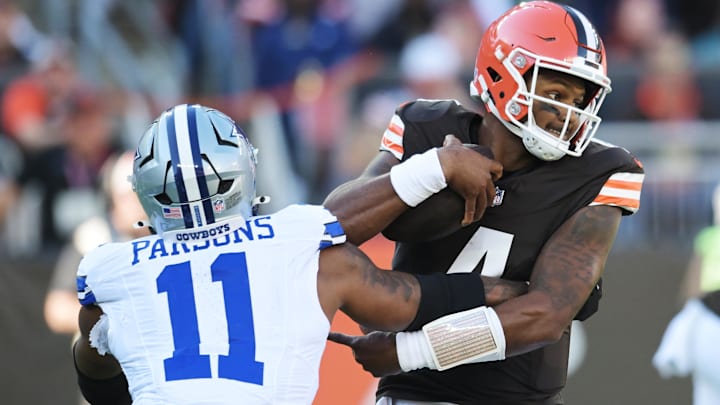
492,187,505,207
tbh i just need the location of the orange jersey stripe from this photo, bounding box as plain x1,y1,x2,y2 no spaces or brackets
604,179,643,191
592,195,640,209
381,135,404,155
387,122,403,137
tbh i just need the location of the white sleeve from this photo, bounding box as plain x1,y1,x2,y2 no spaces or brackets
76,254,98,306
75,242,126,306
279,204,347,250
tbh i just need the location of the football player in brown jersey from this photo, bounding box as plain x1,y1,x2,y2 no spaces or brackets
325,2,644,404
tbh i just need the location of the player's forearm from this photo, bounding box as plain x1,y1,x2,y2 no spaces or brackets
498,206,620,355
326,149,455,245
397,206,620,370
482,276,528,306
324,175,408,245
493,291,574,356
74,338,130,405
495,268,603,355
73,335,124,379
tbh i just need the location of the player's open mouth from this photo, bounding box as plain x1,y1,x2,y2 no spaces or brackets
545,127,563,137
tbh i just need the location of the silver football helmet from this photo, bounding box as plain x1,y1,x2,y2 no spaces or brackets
132,104,258,234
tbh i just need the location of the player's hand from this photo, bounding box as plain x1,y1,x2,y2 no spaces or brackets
327,331,402,377
437,135,503,226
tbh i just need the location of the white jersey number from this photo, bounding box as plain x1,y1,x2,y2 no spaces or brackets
446,226,514,276
157,252,264,384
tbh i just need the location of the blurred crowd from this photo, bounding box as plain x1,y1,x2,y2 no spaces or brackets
0,1,717,403
0,0,719,259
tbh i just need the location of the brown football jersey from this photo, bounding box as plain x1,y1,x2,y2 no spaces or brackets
377,99,644,403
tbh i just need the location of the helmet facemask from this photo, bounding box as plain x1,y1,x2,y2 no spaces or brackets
470,2,612,161
478,47,610,161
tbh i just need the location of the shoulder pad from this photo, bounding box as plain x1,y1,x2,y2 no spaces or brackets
400,99,463,123
275,205,346,249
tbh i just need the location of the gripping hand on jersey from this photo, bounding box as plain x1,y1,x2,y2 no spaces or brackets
327,331,401,377
437,135,503,226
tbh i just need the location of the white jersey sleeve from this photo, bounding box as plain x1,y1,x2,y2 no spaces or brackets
76,204,346,405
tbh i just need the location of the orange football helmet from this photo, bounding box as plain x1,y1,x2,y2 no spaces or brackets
470,1,612,161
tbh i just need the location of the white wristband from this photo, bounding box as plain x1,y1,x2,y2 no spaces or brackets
395,330,435,372
390,148,447,207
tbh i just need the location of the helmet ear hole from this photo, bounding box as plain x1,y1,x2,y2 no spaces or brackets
154,193,173,205
217,179,234,194
487,67,502,82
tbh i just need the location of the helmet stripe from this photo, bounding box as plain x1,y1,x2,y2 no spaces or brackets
165,106,195,229
171,104,216,228
563,5,601,63
185,106,216,225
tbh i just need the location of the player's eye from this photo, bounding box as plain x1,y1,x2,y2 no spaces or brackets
546,91,584,109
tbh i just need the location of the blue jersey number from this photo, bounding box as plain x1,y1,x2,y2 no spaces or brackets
157,252,264,384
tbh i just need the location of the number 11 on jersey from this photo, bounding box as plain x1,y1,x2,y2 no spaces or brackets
157,252,264,384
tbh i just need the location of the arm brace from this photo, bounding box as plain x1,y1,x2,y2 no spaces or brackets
397,306,506,371
406,272,486,331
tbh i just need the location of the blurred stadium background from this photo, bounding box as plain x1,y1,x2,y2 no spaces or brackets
0,0,718,404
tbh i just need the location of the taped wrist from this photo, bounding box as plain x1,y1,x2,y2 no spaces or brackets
396,330,435,372
406,272,486,331
390,148,447,207
396,306,506,372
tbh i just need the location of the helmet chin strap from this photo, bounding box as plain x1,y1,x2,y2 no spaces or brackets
520,131,566,161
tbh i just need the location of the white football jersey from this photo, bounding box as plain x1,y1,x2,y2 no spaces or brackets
77,204,346,405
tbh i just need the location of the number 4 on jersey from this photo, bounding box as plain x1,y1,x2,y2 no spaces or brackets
447,227,513,276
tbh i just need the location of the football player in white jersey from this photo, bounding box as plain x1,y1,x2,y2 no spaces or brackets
73,104,523,405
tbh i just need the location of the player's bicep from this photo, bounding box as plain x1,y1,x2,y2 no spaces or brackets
323,151,398,207
361,150,401,177
323,151,403,244
318,244,420,331
531,205,621,316
78,304,102,338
